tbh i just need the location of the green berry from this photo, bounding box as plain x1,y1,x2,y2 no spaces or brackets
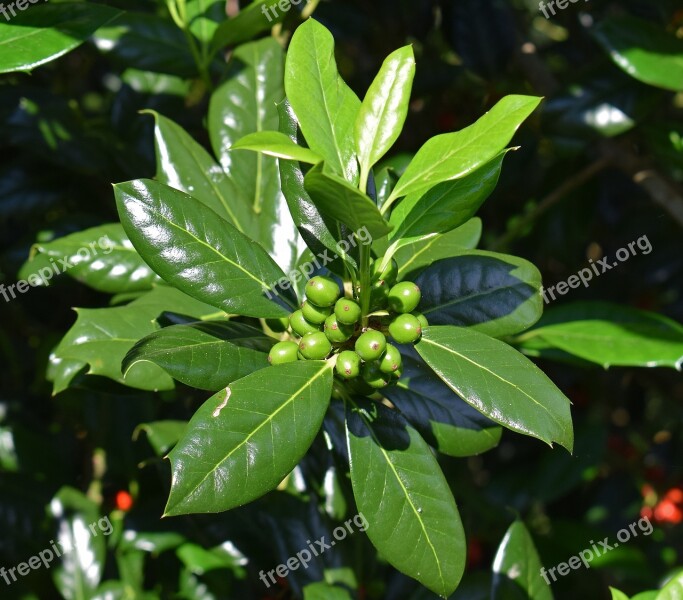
371,257,399,287
379,344,402,374
413,311,429,330
335,298,362,325
265,317,289,333
305,276,340,307
290,309,321,337
301,300,333,324
387,281,421,313
388,314,422,344
369,279,390,311
268,341,300,365
355,330,387,361
299,332,332,360
324,314,354,343
336,350,361,379
362,361,391,389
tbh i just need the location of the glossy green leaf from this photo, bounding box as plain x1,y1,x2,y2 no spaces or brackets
396,218,482,279
492,521,552,600
346,398,465,596
285,19,361,182
0,3,121,74
123,321,273,390
305,163,393,239
413,251,542,338
209,0,285,56
176,542,246,576
146,110,253,234
356,45,415,182
417,326,574,451
304,582,354,600
592,16,683,92
50,286,221,393
134,420,188,456
49,487,106,600
92,12,196,77
165,360,333,515
633,593,657,600
29,223,162,294
231,131,323,164
389,153,505,242
276,99,349,263
208,39,301,274
383,347,502,457
386,95,541,205
517,302,683,370
610,589,630,600
115,179,296,318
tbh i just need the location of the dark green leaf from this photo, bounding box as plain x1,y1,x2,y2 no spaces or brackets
389,153,505,242
165,360,333,515
147,110,253,235
383,347,502,457
123,321,273,390
0,3,122,74
209,0,285,56
592,16,683,92
346,399,465,597
516,302,683,370
276,99,348,262
491,521,552,600
114,179,296,318
30,223,162,294
187,0,226,44
304,582,354,600
413,251,542,338
305,163,393,239
92,12,197,77
396,219,482,279
417,326,574,451
386,95,541,206
208,39,302,274
285,19,361,182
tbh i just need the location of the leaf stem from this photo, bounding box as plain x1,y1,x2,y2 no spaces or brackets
359,241,371,328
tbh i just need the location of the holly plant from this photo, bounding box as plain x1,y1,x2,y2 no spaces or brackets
46,17,576,598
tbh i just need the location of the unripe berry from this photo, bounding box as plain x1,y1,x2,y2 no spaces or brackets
335,350,361,379
265,317,289,333
379,344,402,374
355,330,387,361
371,257,399,287
388,314,422,344
305,276,340,307
362,361,391,389
301,300,333,324
324,314,354,343
369,278,390,311
290,309,321,337
335,298,361,325
413,312,429,331
299,332,332,360
387,281,421,313
268,341,299,365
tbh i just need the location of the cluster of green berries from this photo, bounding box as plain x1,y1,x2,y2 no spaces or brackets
267,260,427,389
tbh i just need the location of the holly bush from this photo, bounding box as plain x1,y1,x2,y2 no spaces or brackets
1,1,683,599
